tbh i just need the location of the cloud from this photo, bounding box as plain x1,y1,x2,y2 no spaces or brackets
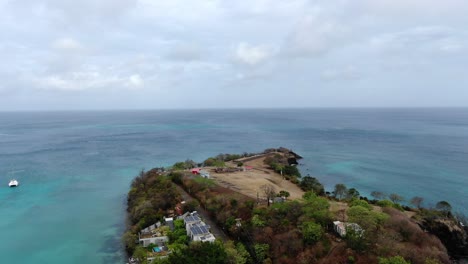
128,74,143,87
166,44,202,61
361,0,468,16
52,37,83,51
370,26,465,54
2,0,468,109
36,71,115,91
234,42,272,66
281,13,346,58
35,66,150,91
321,66,361,81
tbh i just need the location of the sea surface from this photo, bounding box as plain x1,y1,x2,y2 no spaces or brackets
0,108,467,263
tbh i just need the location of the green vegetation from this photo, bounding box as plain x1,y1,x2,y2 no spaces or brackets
435,201,452,215
124,169,181,254
379,256,410,264
263,154,301,181
203,157,225,167
299,176,324,195
333,183,348,200
124,150,456,264
349,199,373,210
172,159,197,170
168,219,188,246
301,221,324,244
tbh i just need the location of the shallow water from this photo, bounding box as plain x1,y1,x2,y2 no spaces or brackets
0,108,467,263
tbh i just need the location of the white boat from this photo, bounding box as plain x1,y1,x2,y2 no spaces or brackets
8,179,19,187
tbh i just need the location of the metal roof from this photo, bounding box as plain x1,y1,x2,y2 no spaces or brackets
185,215,201,223
190,224,210,235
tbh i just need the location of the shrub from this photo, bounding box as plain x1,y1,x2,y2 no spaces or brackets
379,256,410,264
301,221,324,245
349,199,372,210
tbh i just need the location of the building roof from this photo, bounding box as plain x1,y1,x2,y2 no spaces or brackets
185,215,201,223
190,224,210,236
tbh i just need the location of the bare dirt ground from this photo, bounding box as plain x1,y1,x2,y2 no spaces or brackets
208,156,305,200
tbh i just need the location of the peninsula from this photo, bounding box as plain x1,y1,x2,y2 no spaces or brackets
123,148,468,264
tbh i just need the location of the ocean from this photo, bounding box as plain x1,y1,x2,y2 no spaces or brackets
0,108,467,263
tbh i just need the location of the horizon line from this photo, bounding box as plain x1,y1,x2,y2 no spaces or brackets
0,106,467,113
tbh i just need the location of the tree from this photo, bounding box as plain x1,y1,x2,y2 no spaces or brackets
302,192,331,225
347,188,360,200
133,246,149,264
260,184,276,207
348,205,388,231
170,172,183,185
300,176,325,195
278,190,290,199
301,221,324,244
371,191,386,200
436,201,452,215
378,256,410,264
410,196,424,209
122,231,138,253
168,241,228,264
224,241,249,264
183,200,199,213
389,193,404,204
253,243,270,263
283,165,301,178
349,199,372,210
333,184,348,200
345,226,367,252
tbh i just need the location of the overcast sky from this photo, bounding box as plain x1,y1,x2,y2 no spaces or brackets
1,0,468,110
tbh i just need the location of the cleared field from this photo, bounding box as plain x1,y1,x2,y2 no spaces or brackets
208,156,304,200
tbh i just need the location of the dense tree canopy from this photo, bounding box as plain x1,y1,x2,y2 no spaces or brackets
300,176,325,195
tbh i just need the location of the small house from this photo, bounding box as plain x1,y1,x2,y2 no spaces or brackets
333,221,363,237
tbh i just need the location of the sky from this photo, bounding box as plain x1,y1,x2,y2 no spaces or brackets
1,0,468,110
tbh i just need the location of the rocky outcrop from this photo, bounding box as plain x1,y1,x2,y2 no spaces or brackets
421,218,468,258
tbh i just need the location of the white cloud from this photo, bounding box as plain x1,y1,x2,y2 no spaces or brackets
128,74,143,87
234,42,272,66
36,71,115,91
52,37,83,51
35,68,149,92
361,0,468,16
2,0,468,109
281,13,346,58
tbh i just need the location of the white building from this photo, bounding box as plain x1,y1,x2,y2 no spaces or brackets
333,221,363,237
183,211,216,242
139,235,169,247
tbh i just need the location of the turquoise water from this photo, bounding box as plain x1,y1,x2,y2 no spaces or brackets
0,108,467,263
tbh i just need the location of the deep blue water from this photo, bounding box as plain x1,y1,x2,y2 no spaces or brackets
0,108,467,263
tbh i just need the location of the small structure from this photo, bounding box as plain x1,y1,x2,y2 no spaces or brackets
333,221,363,237
139,222,170,247
191,168,202,174
199,170,210,178
140,222,162,235
273,197,286,204
165,217,175,231
139,235,169,247
182,211,216,243
187,222,215,242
